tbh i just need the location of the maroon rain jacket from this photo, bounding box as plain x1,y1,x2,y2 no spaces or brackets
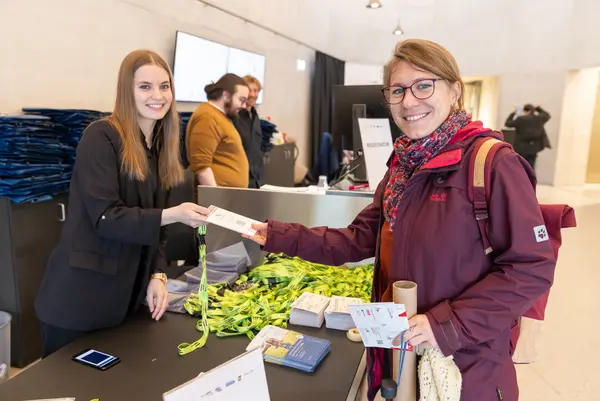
263,122,556,401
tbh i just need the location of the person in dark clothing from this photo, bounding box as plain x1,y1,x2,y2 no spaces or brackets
234,75,265,188
504,104,551,169
35,50,209,357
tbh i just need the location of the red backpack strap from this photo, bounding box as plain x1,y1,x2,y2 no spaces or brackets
468,137,506,255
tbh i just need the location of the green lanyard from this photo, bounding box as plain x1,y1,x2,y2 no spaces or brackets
177,251,374,355
177,225,209,355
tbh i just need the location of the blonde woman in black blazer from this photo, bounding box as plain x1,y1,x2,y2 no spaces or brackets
35,50,209,357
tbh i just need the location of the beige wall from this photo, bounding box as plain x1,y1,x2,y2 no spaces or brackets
464,76,500,131
478,77,500,131
586,72,600,183
554,68,599,186
497,72,568,185
0,0,315,167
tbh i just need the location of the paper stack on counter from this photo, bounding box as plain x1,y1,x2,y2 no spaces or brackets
348,302,410,349
289,292,331,328
324,296,364,331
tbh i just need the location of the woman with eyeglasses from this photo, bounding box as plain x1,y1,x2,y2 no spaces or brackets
246,39,555,400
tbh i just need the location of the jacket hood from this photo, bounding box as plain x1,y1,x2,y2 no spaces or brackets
449,120,500,145
420,121,502,170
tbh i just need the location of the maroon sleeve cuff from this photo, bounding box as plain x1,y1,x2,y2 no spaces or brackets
262,219,296,255
426,300,463,357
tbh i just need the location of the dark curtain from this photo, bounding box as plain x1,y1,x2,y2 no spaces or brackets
310,51,345,167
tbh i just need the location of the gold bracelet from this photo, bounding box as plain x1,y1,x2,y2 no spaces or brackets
150,272,168,284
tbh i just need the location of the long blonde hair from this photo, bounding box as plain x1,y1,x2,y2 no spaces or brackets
384,39,465,110
107,49,184,189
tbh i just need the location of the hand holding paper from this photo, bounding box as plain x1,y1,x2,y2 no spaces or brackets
401,314,439,349
244,222,268,245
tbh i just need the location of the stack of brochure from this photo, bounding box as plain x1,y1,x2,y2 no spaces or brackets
289,292,331,328
247,325,331,373
324,296,364,331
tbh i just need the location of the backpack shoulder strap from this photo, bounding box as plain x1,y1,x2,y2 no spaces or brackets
467,137,506,255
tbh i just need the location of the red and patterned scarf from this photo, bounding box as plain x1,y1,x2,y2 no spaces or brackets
383,109,471,229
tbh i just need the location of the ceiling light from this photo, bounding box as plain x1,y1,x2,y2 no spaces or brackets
392,13,404,35
366,0,382,9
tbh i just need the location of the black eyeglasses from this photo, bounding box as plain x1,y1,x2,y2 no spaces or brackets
382,78,445,105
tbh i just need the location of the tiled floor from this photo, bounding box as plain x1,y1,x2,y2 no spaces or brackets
9,185,600,400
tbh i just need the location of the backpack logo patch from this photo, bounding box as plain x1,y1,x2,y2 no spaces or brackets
534,225,549,242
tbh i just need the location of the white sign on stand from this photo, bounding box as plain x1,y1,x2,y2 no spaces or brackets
163,347,270,401
357,118,394,189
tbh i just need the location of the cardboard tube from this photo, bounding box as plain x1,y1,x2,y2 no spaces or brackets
392,281,417,401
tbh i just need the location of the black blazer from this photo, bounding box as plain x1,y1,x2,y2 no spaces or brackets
234,107,264,188
504,107,552,156
35,120,169,331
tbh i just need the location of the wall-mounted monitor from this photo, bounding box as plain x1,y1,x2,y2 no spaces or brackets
173,31,266,104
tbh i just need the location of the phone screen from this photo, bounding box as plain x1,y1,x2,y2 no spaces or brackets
74,349,118,369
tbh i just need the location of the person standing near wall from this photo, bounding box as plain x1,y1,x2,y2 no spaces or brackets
35,49,209,357
186,73,250,187
504,104,551,169
234,75,265,189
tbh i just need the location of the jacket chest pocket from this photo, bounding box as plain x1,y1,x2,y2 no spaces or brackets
70,249,120,275
411,172,477,251
71,222,122,275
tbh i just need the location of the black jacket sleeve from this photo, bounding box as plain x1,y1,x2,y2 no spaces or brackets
504,113,518,128
535,107,551,124
74,121,163,246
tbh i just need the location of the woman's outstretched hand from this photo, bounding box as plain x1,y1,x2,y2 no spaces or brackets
243,222,268,246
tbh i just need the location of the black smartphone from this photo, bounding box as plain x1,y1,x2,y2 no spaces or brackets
72,348,121,371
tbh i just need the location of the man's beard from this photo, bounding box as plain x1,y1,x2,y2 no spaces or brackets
224,99,238,118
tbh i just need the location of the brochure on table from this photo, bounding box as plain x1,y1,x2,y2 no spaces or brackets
163,346,270,401
246,325,331,373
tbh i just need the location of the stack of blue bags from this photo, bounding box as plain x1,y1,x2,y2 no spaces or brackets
0,108,108,203
260,119,277,153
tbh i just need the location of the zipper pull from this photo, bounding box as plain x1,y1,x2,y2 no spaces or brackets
497,388,503,400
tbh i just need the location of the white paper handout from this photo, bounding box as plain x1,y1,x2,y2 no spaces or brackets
324,296,364,331
204,205,261,236
290,292,331,328
291,292,330,314
163,346,270,401
357,118,394,189
348,303,410,349
326,296,363,314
